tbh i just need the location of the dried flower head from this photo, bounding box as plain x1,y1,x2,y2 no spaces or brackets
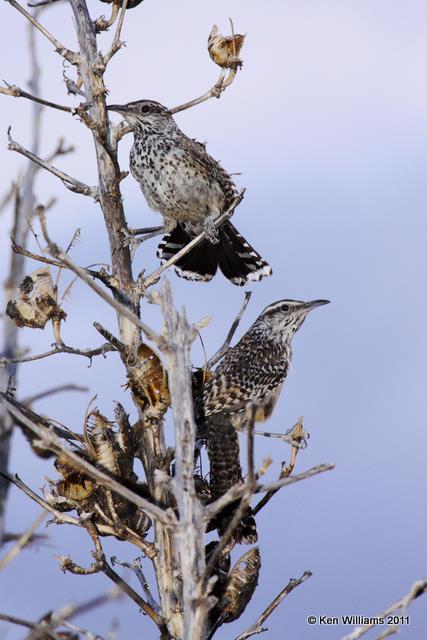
6,268,66,334
208,24,245,70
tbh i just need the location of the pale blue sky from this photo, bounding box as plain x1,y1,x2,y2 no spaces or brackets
1,1,426,639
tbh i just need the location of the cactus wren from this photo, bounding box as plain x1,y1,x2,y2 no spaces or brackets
107,99,272,285
198,298,330,543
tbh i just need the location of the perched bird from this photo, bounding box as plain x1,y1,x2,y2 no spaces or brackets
107,99,272,285
198,299,330,543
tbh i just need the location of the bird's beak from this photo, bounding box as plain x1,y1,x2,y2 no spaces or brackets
106,104,128,114
305,299,330,311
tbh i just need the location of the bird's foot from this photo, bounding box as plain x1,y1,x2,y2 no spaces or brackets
203,215,220,244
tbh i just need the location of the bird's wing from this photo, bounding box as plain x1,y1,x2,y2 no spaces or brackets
176,134,238,208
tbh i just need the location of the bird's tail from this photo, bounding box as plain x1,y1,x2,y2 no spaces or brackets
206,412,258,544
156,221,272,286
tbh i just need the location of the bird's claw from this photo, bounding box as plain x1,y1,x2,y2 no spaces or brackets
203,216,220,244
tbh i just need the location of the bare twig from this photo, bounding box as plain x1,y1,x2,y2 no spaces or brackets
111,556,159,612
7,129,99,199
103,560,166,629
0,510,47,571
234,571,313,640
208,291,252,368
10,239,113,287
171,68,235,115
104,0,129,64
4,0,79,64
341,579,427,640
141,190,244,291
206,463,335,520
0,83,73,112
0,342,115,366
0,613,63,640
22,384,88,405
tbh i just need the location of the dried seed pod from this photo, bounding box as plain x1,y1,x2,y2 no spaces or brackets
84,409,121,475
221,547,261,623
6,267,66,330
208,25,245,70
54,453,95,502
127,343,170,411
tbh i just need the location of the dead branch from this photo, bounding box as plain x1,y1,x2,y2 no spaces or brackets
207,292,251,368
341,579,427,640
37,207,160,342
4,0,79,64
22,384,88,404
1,342,115,365
234,571,313,640
157,279,209,639
103,0,129,64
1,16,44,541
0,82,73,112
0,612,63,640
0,510,47,571
7,129,99,199
61,522,165,629
1,472,153,550
111,556,159,612
10,239,113,288
206,463,335,521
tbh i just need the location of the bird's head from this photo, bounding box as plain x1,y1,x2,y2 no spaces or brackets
258,299,330,340
107,99,175,135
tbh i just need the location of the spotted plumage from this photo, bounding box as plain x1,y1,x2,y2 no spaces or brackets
107,99,272,285
198,299,330,543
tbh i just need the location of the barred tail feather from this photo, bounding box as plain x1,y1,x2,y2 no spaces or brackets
207,413,258,544
157,221,272,287
157,223,218,282
217,222,272,286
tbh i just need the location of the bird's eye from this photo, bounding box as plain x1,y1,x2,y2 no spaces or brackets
282,304,289,311
140,105,150,114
